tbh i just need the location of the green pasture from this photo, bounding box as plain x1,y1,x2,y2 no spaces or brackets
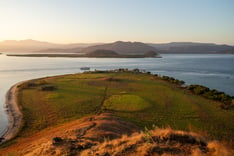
17,71,234,141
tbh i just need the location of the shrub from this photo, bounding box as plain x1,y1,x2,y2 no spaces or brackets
27,82,37,88
161,76,185,85
188,84,233,109
133,68,140,73
40,85,57,91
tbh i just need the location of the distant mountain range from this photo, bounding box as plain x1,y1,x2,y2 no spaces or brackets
149,42,234,54
0,40,160,56
0,39,233,54
0,39,99,53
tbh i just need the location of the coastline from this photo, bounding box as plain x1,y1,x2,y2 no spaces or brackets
6,54,161,58
1,82,24,144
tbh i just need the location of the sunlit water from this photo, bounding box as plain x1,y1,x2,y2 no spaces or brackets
0,54,234,136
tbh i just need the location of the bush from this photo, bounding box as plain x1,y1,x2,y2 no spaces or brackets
40,85,57,91
133,68,140,73
27,82,37,88
190,85,209,95
188,84,233,109
161,76,185,85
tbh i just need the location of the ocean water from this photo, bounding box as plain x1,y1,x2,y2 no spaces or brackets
0,54,234,136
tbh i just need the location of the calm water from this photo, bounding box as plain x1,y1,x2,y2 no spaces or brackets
0,54,234,136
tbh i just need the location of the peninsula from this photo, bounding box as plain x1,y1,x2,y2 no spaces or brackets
0,70,233,155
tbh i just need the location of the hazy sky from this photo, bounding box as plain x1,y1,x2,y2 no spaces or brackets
0,0,233,44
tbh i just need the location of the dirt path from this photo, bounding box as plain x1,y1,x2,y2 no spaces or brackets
1,81,24,143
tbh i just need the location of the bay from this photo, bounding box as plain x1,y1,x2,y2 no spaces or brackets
0,54,234,136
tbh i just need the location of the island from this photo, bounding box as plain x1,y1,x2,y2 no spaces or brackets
0,70,233,155
6,41,162,58
7,50,161,58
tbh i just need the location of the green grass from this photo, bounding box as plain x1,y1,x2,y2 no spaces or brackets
16,71,234,142
103,94,150,111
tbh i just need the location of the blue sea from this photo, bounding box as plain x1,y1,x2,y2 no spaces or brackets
0,54,234,136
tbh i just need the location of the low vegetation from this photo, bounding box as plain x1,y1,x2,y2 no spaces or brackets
40,84,57,91
11,70,233,143
161,75,185,85
81,127,231,156
1,113,232,155
159,75,234,109
103,94,150,112
188,85,233,109
1,69,233,155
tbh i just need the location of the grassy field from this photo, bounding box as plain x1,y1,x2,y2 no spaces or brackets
16,71,234,142
103,94,150,111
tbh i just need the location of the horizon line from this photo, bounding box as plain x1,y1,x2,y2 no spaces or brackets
0,39,233,46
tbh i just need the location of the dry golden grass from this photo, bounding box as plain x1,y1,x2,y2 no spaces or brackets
1,114,232,156
0,113,139,156
81,127,233,156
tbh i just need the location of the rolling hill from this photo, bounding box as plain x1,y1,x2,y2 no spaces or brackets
1,39,234,54
150,42,234,54
0,71,233,155
0,39,99,53
80,41,160,55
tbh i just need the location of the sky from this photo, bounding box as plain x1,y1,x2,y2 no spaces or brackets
0,0,233,44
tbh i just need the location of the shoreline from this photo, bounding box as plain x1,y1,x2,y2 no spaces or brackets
1,82,24,144
6,54,161,58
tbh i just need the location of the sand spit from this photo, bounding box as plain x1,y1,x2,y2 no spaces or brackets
1,82,24,143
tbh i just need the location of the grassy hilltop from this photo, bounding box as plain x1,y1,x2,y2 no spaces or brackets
14,70,233,141
1,70,234,155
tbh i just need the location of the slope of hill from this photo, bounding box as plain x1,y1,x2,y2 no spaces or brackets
4,71,234,140
0,39,61,53
1,39,233,54
0,71,233,155
36,43,101,53
150,42,234,54
1,113,232,156
84,49,159,58
35,47,83,53
85,49,119,57
31,41,160,54
81,41,159,55
0,40,100,53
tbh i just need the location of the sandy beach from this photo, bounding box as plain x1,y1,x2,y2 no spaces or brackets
1,82,24,143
